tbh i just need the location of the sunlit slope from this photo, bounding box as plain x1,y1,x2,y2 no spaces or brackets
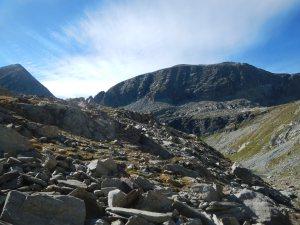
206,101,300,189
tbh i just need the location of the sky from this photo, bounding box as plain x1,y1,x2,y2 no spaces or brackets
0,0,299,98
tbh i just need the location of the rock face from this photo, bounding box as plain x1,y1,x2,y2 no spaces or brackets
0,125,31,157
0,64,54,97
0,191,85,225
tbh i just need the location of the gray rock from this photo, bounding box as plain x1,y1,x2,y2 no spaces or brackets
0,171,19,185
108,189,127,207
163,220,177,225
111,220,125,225
69,188,105,219
85,219,110,225
37,125,59,138
131,176,154,191
135,190,173,213
95,187,118,197
27,122,59,138
184,218,203,225
106,207,173,223
164,164,199,178
190,183,221,202
22,174,47,187
101,178,131,193
0,159,5,175
172,200,212,225
43,154,57,171
125,215,155,225
231,163,264,186
235,189,289,225
212,215,239,225
0,220,13,225
0,191,85,225
0,125,31,157
88,158,118,177
45,184,74,194
57,179,87,189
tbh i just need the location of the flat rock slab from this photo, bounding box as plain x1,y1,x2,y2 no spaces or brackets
0,191,85,225
57,179,87,189
106,207,173,223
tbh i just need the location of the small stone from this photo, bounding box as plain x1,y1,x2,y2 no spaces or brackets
43,154,57,171
111,220,125,225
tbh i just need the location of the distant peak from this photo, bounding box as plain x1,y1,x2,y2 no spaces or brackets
1,63,26,71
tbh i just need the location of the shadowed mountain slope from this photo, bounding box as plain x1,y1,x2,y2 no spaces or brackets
0,64,54,98
95,62,300,107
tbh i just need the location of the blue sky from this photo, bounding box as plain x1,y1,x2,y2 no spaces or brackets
0,0,299,98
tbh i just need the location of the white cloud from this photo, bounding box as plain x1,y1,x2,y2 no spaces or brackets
32,0,296,98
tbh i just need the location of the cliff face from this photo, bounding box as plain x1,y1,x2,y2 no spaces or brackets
0,64,54,98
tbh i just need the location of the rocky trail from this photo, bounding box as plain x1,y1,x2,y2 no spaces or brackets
0,93,299,225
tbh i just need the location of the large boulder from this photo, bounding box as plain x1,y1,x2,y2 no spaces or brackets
235,189,290,225
135,190,173,213
69,188,105,219
0,191,86,225
88,158,118,177
231,163,264,186
0,125,31,157
27,122,59,138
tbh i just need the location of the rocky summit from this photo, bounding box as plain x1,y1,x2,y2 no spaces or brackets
0,64,54,98
0,89,299,225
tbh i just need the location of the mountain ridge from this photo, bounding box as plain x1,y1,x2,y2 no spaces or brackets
94,62,300,108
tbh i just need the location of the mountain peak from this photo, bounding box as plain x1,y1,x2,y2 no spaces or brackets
0,64,54,98
95,63,299,107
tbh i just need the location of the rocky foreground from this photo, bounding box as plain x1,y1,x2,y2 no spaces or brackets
0,94,299,225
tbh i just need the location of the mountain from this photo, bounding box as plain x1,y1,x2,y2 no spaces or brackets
0,64,54,97
205,101,300,194
93,62,300,135
0,92,298,225
95,62,300,107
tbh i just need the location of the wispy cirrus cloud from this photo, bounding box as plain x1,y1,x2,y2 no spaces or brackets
25,0,296,98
